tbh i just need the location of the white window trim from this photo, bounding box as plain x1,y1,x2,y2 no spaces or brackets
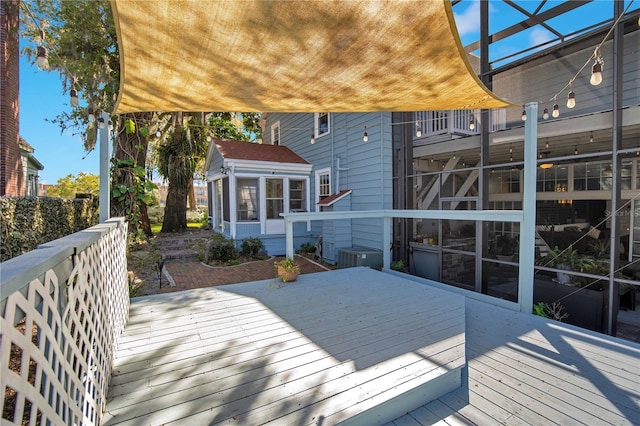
314,113,330,138
315,167,331,212
271,121,281,145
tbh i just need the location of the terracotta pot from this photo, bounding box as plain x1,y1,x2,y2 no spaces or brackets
277,266,299,282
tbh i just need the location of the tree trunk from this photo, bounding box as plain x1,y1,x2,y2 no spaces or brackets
187,178,196,211
111,112,153,237
162,183,188,232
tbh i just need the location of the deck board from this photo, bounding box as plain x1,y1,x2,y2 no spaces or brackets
104,268,465,425
388,284,640,426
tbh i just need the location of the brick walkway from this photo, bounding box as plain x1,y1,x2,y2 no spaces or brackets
153,255,331,294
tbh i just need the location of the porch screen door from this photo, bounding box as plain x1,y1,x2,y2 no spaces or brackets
266,178,284,234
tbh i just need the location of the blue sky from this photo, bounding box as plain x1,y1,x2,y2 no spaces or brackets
19,0,638,185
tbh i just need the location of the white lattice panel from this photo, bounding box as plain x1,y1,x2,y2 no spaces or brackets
1,219,129,425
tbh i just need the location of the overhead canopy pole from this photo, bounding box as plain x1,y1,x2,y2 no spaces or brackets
99,111,110,223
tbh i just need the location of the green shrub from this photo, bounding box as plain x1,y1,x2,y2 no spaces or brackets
205,235,238,263
241,237,264,257
147,206,165,224
0,197,97,261
299,242,315,254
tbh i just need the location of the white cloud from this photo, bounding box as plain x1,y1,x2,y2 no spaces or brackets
453,0,480,37
529,28,554,46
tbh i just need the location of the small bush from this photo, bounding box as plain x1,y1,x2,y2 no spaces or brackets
147,206,165,224
241,237,264,257
299,242,315,254
205,235,238,264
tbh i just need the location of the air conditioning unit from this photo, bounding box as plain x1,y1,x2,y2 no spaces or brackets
337,247,383,269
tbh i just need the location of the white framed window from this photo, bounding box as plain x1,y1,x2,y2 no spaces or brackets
314,113,330,138
271,121,280,145
236,178,259,221
289,179,306,212
315,167,331,210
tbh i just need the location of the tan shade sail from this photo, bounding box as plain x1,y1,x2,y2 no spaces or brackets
111,0,512,114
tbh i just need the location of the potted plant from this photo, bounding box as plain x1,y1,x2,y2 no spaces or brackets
275,257,301,282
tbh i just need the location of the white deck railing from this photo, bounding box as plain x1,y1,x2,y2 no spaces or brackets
414,108,507,138
1,218,129,426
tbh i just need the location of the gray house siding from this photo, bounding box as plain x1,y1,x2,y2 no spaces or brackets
264,112,394,261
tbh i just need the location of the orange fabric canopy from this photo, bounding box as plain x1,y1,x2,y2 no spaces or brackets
110,0,512,113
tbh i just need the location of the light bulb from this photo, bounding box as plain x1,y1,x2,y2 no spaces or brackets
98,117,105,129
589,132,594,143
363,126,368,143
566,91,575,109
469,117,475,131
542,108,549,120
574,146,579,155
415,122,422,138
108,120,113,131
310,134,315,145
552,104,560,118
36,45,49,71
521,109,527,121
88,108,95,122
590,62,603,86
155,130,161,137
70,89,79,107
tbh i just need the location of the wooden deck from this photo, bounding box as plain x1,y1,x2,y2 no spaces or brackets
103,268,466,425
387,291,640,425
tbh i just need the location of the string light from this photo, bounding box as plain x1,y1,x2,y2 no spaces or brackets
108,120,113,131
552,102,560,118
589,131,594,143
70,88,79,107
363,126,369,143
310,129,315,145
469,115,475,131
574,145,579,155
566,90,576,109
36,30,49,71
521,106,527,121
98,117,105,129
542,108,549,120
590,48,603,86
415,121,422,138
88,108,95,122
545,139,549,149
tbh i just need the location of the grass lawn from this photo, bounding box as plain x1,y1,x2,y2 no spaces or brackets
151,222,203,234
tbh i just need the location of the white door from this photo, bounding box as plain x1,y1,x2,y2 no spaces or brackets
265,178,285,234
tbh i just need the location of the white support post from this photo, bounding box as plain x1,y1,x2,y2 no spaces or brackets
285,219,294,259
519,102,538,314
383,216,391,269
99,111,111,223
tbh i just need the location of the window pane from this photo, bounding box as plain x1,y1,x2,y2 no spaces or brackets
290,180,305,212
319,173,331,198
317,113,329,136
237,178,259,221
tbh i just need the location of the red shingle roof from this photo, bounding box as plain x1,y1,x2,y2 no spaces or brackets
214,138,308,164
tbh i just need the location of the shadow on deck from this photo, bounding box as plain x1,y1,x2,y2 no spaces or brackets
103,268,466,425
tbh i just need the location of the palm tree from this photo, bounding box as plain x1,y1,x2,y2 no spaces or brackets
157,113,208,232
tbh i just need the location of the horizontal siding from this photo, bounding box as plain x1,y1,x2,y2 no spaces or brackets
264,111,394,254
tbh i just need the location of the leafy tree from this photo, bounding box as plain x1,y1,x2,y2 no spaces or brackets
20,0,155,237
46,172,99,198
20,1,262,237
